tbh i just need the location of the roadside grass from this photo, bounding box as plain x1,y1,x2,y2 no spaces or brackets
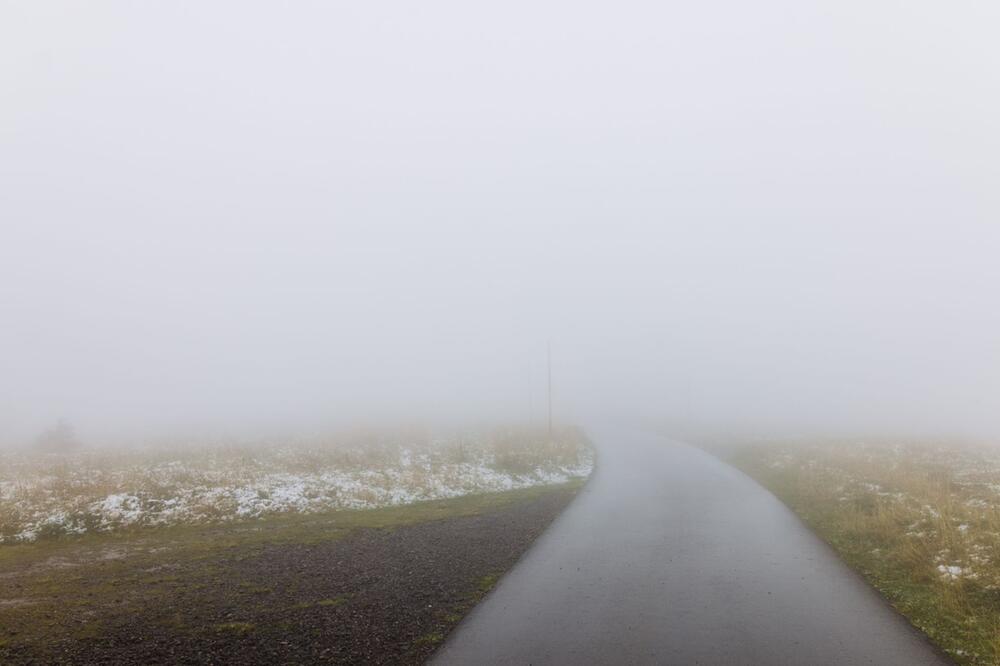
0,425,592,544
477,573,501,593
0,480,583,658
414,631,445,646
316,595,349,607
733,440,1000,665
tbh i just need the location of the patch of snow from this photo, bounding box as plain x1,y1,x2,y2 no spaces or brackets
1,442,595,542
937,564,976,581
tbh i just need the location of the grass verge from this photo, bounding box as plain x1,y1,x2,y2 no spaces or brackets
733,440,1000,665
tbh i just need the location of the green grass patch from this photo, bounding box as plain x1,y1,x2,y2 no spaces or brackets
316,595,349,607
214,622,255,634
414,631,444,646
477,573,500,593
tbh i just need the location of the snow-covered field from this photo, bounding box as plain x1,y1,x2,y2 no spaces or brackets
0,430,593,544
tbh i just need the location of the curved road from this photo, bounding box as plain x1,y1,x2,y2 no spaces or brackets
433,426,951,665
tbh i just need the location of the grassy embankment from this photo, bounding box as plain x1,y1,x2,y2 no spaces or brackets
0,426,592,662
0,480,584,661
734,440,1000,665
0,425,592,543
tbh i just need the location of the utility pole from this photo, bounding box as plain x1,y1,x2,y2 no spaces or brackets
547,341,553,440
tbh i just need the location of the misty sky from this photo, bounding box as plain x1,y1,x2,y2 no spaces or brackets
2,1,999,443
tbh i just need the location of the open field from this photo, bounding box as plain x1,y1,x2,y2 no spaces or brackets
0,426,592,544
733,439,1000,665
0,480,585,664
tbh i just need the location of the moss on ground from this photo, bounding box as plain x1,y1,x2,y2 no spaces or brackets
413,631,445,646
477,573,500,593
215,622,255,634
316,596,349,607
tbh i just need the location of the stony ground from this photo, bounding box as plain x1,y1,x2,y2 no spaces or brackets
0,482,582,665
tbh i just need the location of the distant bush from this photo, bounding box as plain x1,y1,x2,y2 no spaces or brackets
33,420,80,454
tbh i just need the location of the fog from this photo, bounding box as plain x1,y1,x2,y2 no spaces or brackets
2,0,999,445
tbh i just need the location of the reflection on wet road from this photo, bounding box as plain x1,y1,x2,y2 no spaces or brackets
433,426,950,665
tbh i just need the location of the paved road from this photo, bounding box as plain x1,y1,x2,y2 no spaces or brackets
433,426,951,665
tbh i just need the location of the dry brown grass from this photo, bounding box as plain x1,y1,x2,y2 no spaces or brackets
0,425,592,544
734,439,1000,664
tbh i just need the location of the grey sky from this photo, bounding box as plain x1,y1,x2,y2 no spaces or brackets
2,1,999,442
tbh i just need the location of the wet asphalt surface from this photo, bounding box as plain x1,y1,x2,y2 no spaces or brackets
432,426,952,665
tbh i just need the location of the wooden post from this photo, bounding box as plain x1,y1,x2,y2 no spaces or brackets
547,341,553,440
